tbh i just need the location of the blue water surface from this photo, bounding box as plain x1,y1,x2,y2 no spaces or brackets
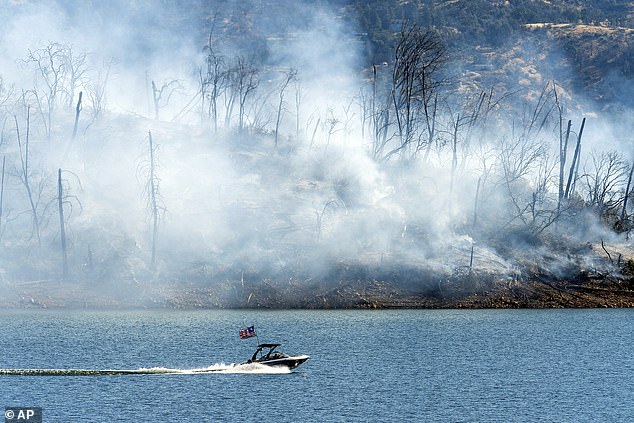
1,309,633,422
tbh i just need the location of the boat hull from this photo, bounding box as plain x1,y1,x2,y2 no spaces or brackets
249,354,310,369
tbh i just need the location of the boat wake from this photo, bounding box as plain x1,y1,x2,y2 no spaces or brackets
0,362,292,376
190,362,292,374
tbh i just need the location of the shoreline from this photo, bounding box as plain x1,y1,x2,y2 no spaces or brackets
2,276,634,309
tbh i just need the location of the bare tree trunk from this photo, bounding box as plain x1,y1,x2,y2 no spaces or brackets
148,130,159,270
450,114,459,194
0,155,5,239
274,93,284,148
224,84,236,129
72,91,82,139
15,108,41,245
26,43,67,140
422,94,438,164
274,69,296,149
564,117,586,199
389,22,447,161
295,82,301,142
558,119,572,209
310,118,320,149
201,23,224,132
469,177,481,274
315,200,338,242
58,168,68,279
621,161,634,222
151,81,159,120
570,123,584,196
236,59,259,132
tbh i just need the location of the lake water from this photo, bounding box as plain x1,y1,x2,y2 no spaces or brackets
1,309,633,422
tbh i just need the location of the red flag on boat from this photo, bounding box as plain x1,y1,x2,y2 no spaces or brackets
239,326,257,339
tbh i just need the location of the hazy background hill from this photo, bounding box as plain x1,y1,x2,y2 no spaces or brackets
334,0,633,109
52,0,634,107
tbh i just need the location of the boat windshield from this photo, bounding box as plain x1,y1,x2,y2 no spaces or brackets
251,344,285,361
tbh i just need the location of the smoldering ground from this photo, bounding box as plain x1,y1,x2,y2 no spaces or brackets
0,1,633,307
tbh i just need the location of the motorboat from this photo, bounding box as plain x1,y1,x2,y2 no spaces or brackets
243,343,309,369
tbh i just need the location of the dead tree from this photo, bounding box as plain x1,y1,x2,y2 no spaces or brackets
582,151,628,218
325,109,341,150
497,133,552,234
14,107,41,245
457,88,504,172
151,80,181,120
551,81,570,211
524,82,558,140
62,47,88,112
369,63,392,159
274,68,297,149
469,177,482,274
383,22,447,161
72,91,82,140
449,114,462,194
148,131,159,269
141,130,162,270
294,78,302,142
564,117,586,199
558,120,572,209
86,59,112,126
0,155,5,239
24,43,66,139
233,57,259,132
527,153,559,234
222,57,259,131
440,89,500,195
315,200,341,242
620,161,634,222
56,168,82,279
223,66,237,128
445,105,481,194
23,43,89,139
57,168,68,279
200,24,226,131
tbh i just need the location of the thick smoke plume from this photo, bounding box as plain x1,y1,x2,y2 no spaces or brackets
0,1,632,306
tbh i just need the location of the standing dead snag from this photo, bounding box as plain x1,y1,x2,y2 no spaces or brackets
0,156,5,240
56,168,82,280
274,68,297,149
142,130,162,271
315,200,341,242
23,43,88,140
232,57,259,132
58,168,68,279
200,22,226,132
24,43,64,139
148,131,158,269
583,151,628,217
151,80,180,120
469,177,481,275
620,161,634,223
558,120,572,210
72,91,82,140
384,21,447,161
448,112,474,194
14,107,42,245
564,117,586,199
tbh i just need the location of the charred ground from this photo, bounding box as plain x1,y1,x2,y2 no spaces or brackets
4,241,634,309
4,271,634,309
